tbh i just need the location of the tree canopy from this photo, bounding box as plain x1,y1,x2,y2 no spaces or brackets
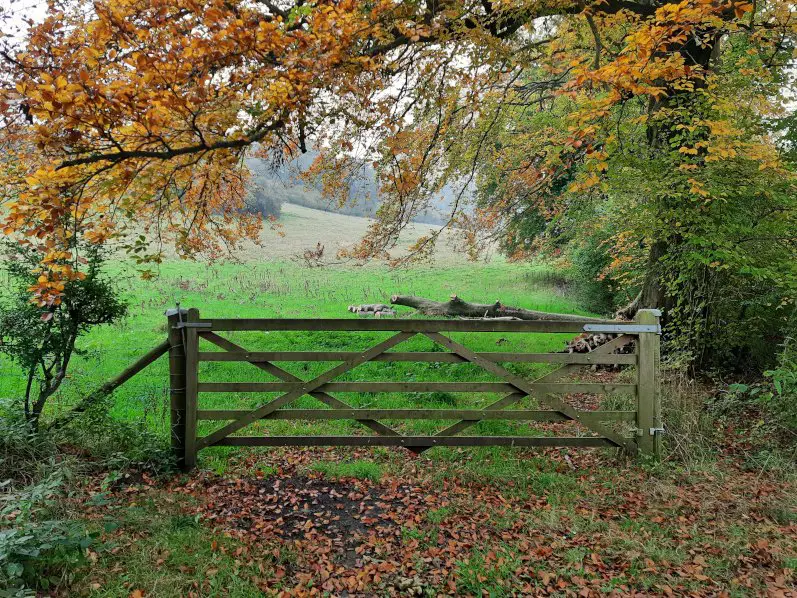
1,0,795,366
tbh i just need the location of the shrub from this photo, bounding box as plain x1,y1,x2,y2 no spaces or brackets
0,468,94,595
0,401,56,488
0,474,93,595
763,337,797,432
0,243,126,427
566,237,620,315
56,402,175,475
711,337,797,436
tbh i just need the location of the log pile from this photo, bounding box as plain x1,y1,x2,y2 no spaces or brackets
564,332,635,354
347,304,397,318
564,332,635,369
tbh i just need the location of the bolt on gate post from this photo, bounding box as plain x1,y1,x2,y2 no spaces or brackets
635,309,662,459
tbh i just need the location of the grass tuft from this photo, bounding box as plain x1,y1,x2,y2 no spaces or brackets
310,460,383,482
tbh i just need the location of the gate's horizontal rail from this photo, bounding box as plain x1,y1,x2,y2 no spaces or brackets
196,382,637,394
209,436,617,448
196,318,626,333
197,351,637,365
197,408,637,422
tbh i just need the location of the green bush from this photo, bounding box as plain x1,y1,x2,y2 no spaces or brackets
0,474,93,595
715,338,797,435
55,400,175,475
0,402,56,488
0,405,85,594
566,237,619,315
0,397,173,595
763,337,797,432
0,243,126,427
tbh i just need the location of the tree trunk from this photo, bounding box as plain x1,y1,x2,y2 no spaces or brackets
617,240,671,320
28,387,53,431
639,240,667,309
390,294,603,321
621,32,721,322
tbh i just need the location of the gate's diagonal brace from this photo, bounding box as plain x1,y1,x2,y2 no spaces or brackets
431,335,633,440
534,334,635,383
413,335,635,450
424,332,638,455
197,331,416,449
199,332,401,438
435,392,527,439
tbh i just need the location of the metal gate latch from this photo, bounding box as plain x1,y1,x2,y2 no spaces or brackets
649,427,665,435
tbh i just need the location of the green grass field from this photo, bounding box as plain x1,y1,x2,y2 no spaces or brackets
1,223,605,456
2,205,794,596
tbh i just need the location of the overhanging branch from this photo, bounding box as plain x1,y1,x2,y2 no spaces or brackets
56,119,285,170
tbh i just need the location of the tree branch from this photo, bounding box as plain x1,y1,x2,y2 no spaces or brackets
56,119,285,170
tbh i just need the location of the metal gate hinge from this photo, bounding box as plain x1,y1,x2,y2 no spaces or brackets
583,324,660,334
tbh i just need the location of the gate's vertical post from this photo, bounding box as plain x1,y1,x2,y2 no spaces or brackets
636,309,662,459
166,307,188,469
183,308,200,469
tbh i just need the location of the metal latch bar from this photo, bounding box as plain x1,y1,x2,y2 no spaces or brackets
649,427,665,435
173,322,212,329
583,324,660,334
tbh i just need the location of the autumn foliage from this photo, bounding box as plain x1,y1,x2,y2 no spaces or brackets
1,0,393,303
1,0,795,357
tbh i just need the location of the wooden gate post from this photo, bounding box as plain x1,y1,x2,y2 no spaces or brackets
166,307,188,469
636,309,662,459
183,308,200,469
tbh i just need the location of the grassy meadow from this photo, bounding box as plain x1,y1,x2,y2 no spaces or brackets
2,201,606,458
1,204,794,596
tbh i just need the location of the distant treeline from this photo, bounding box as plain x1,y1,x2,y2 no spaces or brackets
243,153,450,225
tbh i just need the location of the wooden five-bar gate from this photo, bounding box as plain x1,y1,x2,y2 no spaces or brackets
152,308,662,469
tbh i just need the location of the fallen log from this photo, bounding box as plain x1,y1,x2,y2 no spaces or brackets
389,294,634,360
389,294,602,322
